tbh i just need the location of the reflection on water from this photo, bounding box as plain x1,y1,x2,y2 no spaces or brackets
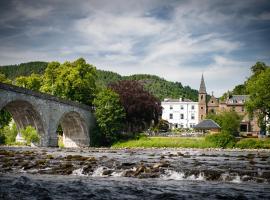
0,147,270,199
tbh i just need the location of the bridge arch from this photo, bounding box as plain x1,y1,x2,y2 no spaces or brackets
0,99,45,146
57,111,90,147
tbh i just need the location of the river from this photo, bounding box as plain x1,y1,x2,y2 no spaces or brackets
0,147,270,199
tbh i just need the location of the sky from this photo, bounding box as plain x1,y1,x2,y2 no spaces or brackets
0,0,270,97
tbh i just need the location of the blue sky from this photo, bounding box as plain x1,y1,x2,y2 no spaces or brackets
0,0,269,96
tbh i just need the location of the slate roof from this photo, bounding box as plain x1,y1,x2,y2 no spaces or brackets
199,74,206,94
194,119,221,129
226,95,249,105
163,98,193,102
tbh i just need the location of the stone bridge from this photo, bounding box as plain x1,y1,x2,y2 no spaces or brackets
0,83,95,147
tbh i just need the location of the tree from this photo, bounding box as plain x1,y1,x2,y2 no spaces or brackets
206,111,242,135
232,84,247,95
0,74,12,128
21,126,40,145
0,73,11,83
40,61,60,94
93,89,125,144
109,80,162,133
246,64,270,134
15,73,42,91
0,110,12,129
42,58,97,105
0,121,17,144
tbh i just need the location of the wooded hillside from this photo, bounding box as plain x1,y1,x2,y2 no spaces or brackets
0,61,198,101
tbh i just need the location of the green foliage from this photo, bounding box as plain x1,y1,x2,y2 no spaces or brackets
246,64,270,133
15,73,42,91
123,74,198,101
154,119,169,132
0,110,12,129
93,89,126,144
58,135,64,148
0,73,12,84
113,137,215,148
40,61,61,94
42,58,97,105
232,84,247,95
0,62,48,80
1,61,199,102
96,70,122,89
0,131,5,144
235,138,270,149
205,132,237,148
0,121,17,144
21,126,40,145
206,111,242,135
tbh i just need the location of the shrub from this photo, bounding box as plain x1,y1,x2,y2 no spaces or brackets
21,126,40,145
58,135,64,148
235,138,270,149
0,130,5,144
205,131,236,148
0,122,17,144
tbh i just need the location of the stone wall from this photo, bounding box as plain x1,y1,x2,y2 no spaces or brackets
0,83,95,147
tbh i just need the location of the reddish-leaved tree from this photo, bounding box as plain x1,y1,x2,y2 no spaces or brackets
109,80,162,133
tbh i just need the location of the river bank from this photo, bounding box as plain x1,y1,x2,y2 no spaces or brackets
1,146,270,199
112,136,270,149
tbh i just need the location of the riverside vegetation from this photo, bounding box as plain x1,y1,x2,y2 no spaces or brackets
0,60,270,148
113,135,270,149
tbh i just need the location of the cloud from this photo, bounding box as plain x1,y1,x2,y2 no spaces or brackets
13,1,53,19
0,0,269,97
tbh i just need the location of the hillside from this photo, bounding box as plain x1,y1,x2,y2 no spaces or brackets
0,61,198,101
0,62,48,80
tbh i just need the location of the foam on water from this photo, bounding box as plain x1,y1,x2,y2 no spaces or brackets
161,170,205,181
92,166,107,177
231,175,242,183
72,168,85,176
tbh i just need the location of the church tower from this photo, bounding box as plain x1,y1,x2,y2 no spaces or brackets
198,74,207,121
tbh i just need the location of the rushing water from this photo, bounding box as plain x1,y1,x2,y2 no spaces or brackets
0,147,270,199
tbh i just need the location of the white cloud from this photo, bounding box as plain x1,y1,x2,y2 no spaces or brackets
1,0,268,97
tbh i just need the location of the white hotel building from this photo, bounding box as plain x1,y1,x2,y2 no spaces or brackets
161,98,199,129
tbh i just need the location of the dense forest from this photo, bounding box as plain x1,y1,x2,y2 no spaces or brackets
0,61,198,101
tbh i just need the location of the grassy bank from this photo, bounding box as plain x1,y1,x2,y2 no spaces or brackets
112,136,270,149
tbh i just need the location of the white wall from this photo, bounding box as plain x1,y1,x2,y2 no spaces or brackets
161,101,198,129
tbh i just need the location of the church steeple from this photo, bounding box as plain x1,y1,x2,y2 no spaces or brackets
198,74,207,121
199,74,206,94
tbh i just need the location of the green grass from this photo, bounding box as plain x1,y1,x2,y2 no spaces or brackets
112,136,215,148
112,136,270,149
235,138,270,149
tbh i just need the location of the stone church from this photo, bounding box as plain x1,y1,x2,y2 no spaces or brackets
198,75,260,135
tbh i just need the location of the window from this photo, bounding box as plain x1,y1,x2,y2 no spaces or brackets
180,124,184,128
175,124,178,128
170,105,173,110
201,106,203,110
191,105,194,110
211,109,214,113
181,105,184,110
169,114,173,119
211,101,214,103
191,113,195,120
201,95,203,100
180,114,184,119
201,115,203,120
232,106,235,111
242,107,245,112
